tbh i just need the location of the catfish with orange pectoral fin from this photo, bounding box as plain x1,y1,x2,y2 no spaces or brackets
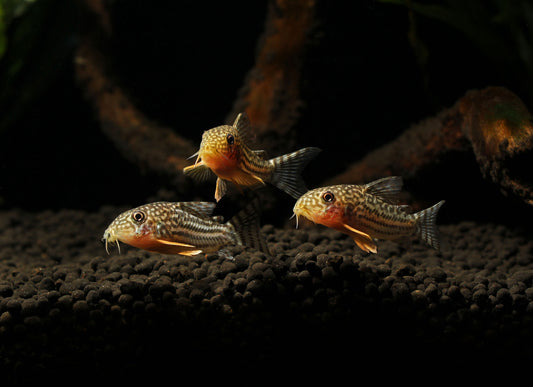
184,112,321,201
102,199,270,258
293,176,445,254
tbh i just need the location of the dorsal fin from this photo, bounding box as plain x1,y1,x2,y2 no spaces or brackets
362,176,403,203
233,112,252,143
176,202,216,219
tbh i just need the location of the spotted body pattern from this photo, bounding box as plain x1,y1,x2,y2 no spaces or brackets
184,112,321,201
103,200,269,257
293,176,445,253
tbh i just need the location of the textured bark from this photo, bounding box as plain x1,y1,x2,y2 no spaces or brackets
461,87,533,205
75,0,196,181
327,87,533,206
75,0,316,186
227,0,316,151
75,1,533,207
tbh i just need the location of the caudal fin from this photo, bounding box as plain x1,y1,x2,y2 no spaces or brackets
228,198,270,255
414,200,445,250
269,147,321,199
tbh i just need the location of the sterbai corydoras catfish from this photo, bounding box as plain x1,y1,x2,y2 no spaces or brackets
293,176,445,254
103,199,269,258
183,112,321,201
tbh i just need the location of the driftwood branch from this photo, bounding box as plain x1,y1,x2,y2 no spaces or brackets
75,0,196,181
227,0,316,151
327,87,533,206
75,0,317,189
75,1,533,208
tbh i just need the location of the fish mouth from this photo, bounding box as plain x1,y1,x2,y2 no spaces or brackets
202,147,232,163
292,204,313,229
195,146,230,165
102,229,121,255
289,212,300,229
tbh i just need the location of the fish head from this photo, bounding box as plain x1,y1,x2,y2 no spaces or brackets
102,202,173,254
198,124,242,168
293,185,349,229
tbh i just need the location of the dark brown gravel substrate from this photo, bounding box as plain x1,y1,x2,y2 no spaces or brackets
1,206,533,383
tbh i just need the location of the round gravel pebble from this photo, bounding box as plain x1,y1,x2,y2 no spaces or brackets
0,207,533,382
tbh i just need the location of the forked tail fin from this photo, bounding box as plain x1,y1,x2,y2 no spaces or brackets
414,200,445,250
269,147,321,199
228,198,270,255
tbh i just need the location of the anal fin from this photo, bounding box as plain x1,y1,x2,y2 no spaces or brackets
225,166,266,189
232,171,266,187
353,236,378,254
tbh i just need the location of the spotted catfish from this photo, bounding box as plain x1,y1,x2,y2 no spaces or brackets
102,199,270,258
293,176,445,253
183,112,321,201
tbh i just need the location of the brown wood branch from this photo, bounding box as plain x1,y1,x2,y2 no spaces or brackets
75,0,196,182
228,0,317,150
326,86,533,206
325,105,469,184
74,2,533,208
75,42,196,174
75,0,317,185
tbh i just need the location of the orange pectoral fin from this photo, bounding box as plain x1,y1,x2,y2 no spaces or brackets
154,238,203,256
342,223,378,254
183,160,204,172
154,239,196,248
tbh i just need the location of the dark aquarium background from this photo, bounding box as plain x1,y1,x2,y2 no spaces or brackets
1,0,532,223
1,0,533,383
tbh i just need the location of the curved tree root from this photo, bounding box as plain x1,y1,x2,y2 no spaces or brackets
227,0,317,152
74,0,196,183
326,86,533,206
75,2,533,208
75,0,317,190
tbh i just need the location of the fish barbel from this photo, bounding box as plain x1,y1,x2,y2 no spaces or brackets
102,200,269,257
183,112,321,201
293,176,445,253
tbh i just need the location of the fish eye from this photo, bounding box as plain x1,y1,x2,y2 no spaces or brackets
226,133,235,145
131,211,146,223
322,191,335,203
